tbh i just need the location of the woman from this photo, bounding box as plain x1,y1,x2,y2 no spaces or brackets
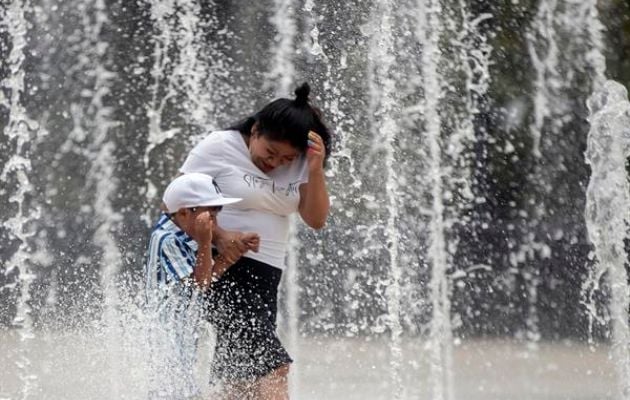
179,82,331,399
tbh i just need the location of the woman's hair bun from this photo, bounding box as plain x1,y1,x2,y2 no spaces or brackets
294,82,310,106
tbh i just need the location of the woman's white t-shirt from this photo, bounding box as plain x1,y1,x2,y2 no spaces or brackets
180,130,309,270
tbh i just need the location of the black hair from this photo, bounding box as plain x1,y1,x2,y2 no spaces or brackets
229,82,332,163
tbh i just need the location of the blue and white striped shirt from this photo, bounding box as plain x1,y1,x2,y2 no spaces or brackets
145,213,198,291
144,213,204,399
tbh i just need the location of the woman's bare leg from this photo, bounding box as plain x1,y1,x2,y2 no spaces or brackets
214,380,255,400
253,364,290,400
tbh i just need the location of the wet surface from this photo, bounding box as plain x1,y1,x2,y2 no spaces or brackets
0,330,615,400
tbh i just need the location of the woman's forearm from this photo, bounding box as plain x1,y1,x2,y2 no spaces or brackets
212,223,226,244
299,169,330,229
210,255,233,281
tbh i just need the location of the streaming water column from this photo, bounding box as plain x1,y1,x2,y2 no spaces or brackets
145,0,194,212
579,0,606,88
585,80,630,400
521,0,562,347
413,0,455,399
72,1,126,396
367,0,404,396
1,0,40,398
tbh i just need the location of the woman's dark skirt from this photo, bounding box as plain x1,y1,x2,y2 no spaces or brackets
207,256,292,382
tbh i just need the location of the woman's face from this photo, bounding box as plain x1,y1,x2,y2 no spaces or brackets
248,131,300,174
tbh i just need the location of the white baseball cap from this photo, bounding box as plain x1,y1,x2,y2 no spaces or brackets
162,173,241,213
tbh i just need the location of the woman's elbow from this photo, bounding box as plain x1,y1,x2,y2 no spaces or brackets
308,219,327,230
299,204,329,230
302,214,327,230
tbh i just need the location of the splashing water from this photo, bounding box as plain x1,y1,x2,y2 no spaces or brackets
0,0,627,399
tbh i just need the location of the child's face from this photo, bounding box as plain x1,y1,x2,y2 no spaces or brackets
178,206,221,232
175,206,221,242
188,206,221,222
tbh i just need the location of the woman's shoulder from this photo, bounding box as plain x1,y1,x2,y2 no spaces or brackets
198,129,239,144
191,130,240,153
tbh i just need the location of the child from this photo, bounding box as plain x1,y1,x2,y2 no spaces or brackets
144,172,257,399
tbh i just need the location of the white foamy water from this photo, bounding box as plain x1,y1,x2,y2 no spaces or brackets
0,331,616,400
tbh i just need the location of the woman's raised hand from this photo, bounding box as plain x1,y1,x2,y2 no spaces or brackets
306,131,325,173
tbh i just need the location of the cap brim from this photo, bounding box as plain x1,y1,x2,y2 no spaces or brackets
198,197,242,207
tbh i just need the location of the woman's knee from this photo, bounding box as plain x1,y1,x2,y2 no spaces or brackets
273,364,290,378
260,363,290,385
255,364,291,400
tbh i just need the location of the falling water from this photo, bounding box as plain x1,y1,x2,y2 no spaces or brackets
585,80,630,400
367,1,404,397
171,0,217,127
81,1,119,307
521,0,562,347
267,0,297,95
70,0,125,395
143,0,236,224
292,3,333,397
579,0,606,88
578,0,609,301
144,0,183,209
527,0,560,160
1,0,40,398
415,1,453,398
409,1,493,397
303,0,323,58
302,0,353,169
522,0,608,348
145,0,204,210
143,0,236,208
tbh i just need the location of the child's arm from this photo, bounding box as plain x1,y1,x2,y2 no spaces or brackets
194,241,214,289
191,213,214,289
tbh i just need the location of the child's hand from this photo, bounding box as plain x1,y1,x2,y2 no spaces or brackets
193,212,213,245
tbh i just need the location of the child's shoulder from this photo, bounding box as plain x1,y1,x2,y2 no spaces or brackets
149,222,178,246
149,229,167,244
